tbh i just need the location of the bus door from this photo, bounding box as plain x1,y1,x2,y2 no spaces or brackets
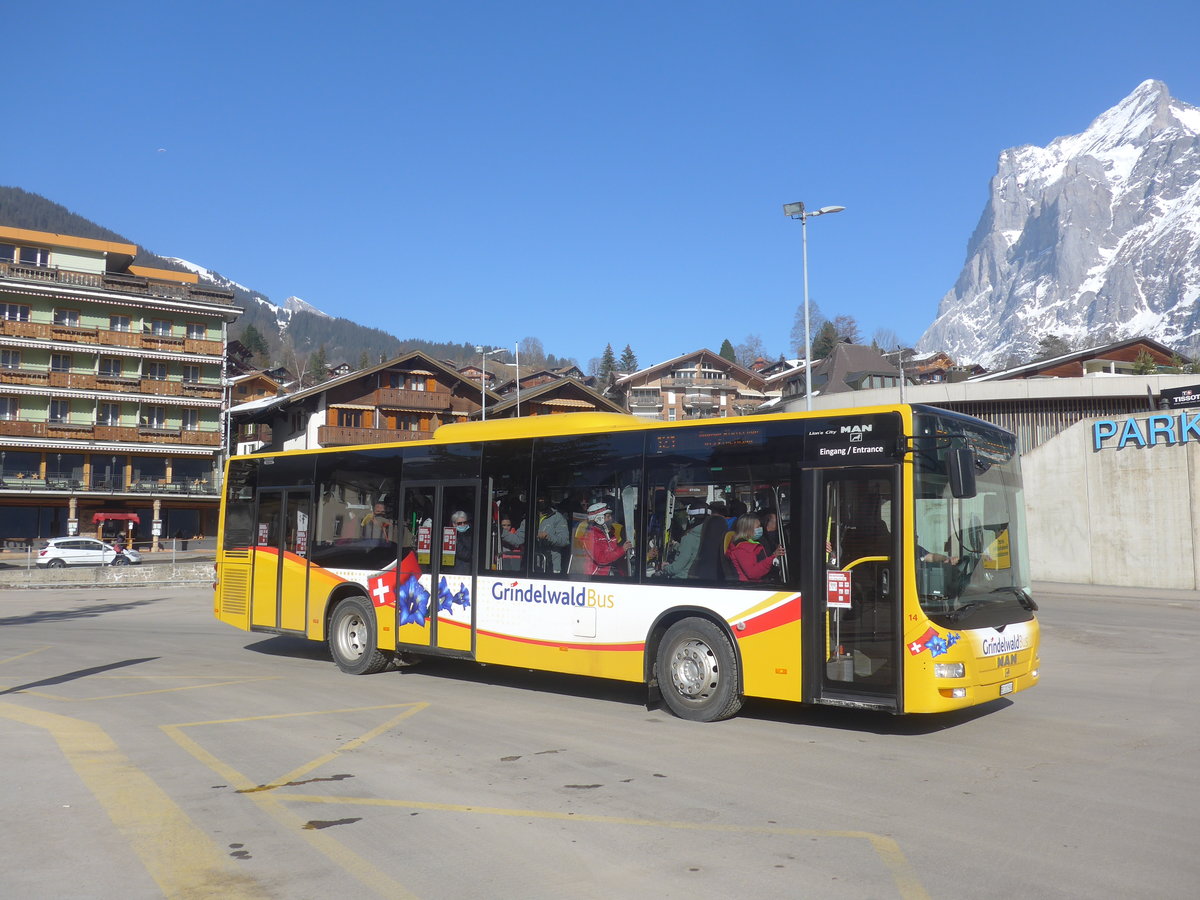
802,468,900,710
398,481,477,655
250,487,312,633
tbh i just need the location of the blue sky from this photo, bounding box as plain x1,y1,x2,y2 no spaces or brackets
5,1,1199,369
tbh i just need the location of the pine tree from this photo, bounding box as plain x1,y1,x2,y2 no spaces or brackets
1132,348,1158,374
718,339,736,362
305,345,329,386
599,343,617,380
619,344,638,372
811,322,839,360
358,350,370,370
240,323,270,361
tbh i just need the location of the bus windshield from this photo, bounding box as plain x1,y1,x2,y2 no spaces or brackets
912,410,1035,628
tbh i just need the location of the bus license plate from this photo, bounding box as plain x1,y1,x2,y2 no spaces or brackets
999,681,1014,696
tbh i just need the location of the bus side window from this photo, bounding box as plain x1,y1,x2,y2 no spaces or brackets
482,440,532,576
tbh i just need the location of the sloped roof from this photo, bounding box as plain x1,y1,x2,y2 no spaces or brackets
616,348,766,388
483,376,627,417
970,336,1188,381
810,343,902,395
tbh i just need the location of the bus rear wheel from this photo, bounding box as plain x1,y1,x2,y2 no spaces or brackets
656,618,742,722
329,597,393,675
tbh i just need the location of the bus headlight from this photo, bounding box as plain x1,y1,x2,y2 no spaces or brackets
934,662,965,678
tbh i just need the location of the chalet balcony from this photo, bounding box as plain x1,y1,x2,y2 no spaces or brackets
0,475,219,496
0,418,221,446
369,387,470,413
318,425,433,446
0,318,224,357
0,260,235,306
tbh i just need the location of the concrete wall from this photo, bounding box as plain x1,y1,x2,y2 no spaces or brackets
1023,417,1200,588
0,561,214,589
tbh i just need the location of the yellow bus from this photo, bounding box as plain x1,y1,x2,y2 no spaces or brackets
214,405,1039,721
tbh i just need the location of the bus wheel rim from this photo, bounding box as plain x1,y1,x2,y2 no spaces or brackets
337,614,365,660
670,638,718,701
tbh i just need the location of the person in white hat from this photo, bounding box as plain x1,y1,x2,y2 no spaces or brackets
581,501,632,576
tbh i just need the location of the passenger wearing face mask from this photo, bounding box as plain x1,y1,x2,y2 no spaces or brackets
449,511,474,573
725,514,784,583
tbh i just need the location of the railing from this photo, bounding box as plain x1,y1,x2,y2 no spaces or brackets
0,318,224,356
0,368,222,396
317,425,433,446
369,387,464,411
0,260,234,305
0,475,218,495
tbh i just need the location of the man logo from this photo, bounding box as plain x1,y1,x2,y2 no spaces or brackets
840,424,873,435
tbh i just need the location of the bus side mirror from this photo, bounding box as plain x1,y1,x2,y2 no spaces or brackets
948,448,977,499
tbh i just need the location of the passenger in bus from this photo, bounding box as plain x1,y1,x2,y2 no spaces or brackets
534,496,569,573
662,504,727,580
449,511,473,573
581,502,632,576
759,510,781,556
499,514,524,571
726,514,784,582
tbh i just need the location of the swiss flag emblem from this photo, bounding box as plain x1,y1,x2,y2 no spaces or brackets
369,570,397,608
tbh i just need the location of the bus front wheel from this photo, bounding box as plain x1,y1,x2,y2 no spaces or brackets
656,618,742,722
329,597,393,675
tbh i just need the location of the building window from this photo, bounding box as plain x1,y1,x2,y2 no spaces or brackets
1,303,30,322
51,353,71,373
151,319,172,336
182,365,200,384
145,362,168,380
50,400,69,423
0,350,19,369
53,308,80,327
19,246,50,267
186,323,206,340
98,403,120,426
109,315,130,332
99,357,123,378
182,409,199,431
0,244,12,262
407,375,426,391
143,407,167,429
0,397,17,420
336,409,363,428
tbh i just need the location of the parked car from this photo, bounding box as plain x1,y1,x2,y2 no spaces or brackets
36,537,143,568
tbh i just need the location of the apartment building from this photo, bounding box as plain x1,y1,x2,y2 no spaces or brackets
615,349,768,420
0,226,240,546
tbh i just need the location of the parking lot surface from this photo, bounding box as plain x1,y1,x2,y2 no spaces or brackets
0,583,1196,898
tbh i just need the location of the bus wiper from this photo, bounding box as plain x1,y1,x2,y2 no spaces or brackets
990,586,1039,611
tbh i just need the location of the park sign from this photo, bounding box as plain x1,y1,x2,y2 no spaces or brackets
1093,411,1200,451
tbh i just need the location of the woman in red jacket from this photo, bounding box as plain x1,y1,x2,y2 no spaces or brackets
726,514,784,582
581,502,631,576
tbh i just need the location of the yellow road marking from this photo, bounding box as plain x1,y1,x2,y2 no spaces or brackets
166,701,927,899
18,676,282,702
0,702,265,899
0,645,51,666
284,793,929,899
163,703,428,900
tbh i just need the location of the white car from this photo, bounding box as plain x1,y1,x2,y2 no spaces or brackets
36,537,142,568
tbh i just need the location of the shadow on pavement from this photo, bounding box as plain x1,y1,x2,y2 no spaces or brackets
0,596,174,626
0,656,160,696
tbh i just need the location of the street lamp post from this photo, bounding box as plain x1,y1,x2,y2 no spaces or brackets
475,346,506,420
783,202,845,410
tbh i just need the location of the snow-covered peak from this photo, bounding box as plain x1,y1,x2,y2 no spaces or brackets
163,257,258,297
283,295,330,319
919,80,1200,367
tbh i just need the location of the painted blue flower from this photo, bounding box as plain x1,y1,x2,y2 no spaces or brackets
454,584,471,609
437,576,455,613
926,634,950,657
397,575,430,628
947,632,960,647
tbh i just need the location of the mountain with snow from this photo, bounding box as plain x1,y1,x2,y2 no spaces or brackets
164,258,330,331
919,80,1200,367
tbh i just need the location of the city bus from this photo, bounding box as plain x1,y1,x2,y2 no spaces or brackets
214,404,1039,721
